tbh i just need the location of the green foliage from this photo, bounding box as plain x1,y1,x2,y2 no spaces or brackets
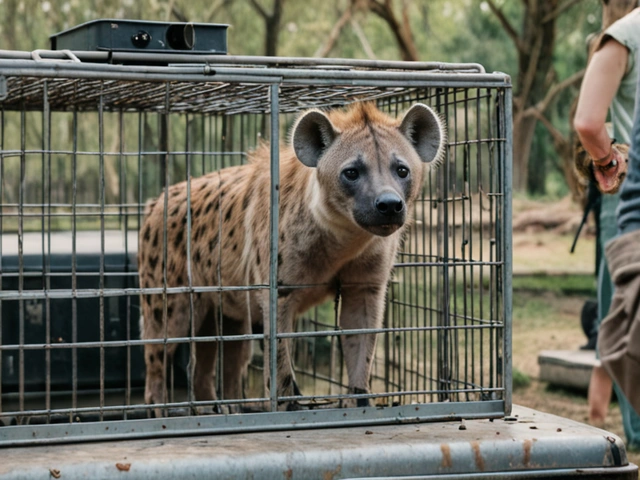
512,367,531,390
512,274,596,297
435,0,518,74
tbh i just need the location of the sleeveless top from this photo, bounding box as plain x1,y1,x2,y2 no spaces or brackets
596,9,640,322
602,8,640,144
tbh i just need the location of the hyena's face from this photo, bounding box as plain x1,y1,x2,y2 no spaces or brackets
293,103,447,236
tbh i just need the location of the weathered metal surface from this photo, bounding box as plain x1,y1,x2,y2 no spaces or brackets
0,406,636,479
0,401,504,446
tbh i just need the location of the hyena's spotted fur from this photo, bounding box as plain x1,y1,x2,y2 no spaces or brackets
139,102,446,414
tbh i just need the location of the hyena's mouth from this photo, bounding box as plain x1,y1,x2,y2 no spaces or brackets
362,223,402,237
353,212,405,237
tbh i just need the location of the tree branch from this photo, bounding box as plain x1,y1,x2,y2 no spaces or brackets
364,0,418,60
206,0,231,23
400,0,418,60
524,68,585,117
166,0,176,21
248,0,268,20
518,31,544,110
486,0,523,53
368,0,391,21
171,5,189,22
314,6,353,57
542,0,585,23
529,108,568,149
351,17,377,59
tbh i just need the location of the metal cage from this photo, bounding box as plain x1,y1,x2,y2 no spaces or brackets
0,51,512,446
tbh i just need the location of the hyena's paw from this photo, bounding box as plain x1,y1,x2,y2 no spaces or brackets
281,401,303,412
340,387,371,408
227,404,244,415
276,377,304,412
144,375,167,418
144,397,167,419
143,344,175,414
192,404,227,416
144,395,168,419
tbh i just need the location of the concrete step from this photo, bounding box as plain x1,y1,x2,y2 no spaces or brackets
538,349,600,391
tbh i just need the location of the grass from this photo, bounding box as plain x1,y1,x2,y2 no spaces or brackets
512,367,531,390
512,273,596,296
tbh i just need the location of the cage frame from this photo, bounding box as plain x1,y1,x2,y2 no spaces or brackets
0,51,513,446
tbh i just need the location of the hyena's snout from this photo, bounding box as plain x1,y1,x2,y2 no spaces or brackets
373,190,406,233
354,189,407,237
375,191,405,217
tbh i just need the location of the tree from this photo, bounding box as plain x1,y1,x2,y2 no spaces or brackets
247,0,286,56
354,0,419,61
337,0,594,194
484,0,588,192
485,0,638,196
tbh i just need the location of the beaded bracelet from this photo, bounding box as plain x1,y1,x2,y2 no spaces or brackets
594,138,617,167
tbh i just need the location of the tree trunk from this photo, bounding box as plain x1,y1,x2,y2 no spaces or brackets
528,123,548,195
513,112,539,192
265,0,285,56
249,0,286,57
2,0,18,51
511,0,558,192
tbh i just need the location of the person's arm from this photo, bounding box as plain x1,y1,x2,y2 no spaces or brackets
574,38,629,192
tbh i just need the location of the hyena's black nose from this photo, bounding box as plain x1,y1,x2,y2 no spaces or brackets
375,192,404,216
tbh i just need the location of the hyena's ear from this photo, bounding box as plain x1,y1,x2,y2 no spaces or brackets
399,103,447,165
292,110,338,168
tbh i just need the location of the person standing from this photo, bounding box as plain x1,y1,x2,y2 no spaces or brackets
574,6,640,446
598,55,640,418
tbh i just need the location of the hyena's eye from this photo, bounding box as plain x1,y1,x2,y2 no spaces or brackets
342,168,360,181
396,166,409,178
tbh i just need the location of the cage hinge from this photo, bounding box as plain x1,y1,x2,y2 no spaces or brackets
0,76,6,101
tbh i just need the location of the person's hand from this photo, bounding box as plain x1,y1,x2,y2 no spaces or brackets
592,143,629,194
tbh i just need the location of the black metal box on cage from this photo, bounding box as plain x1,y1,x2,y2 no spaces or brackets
50,19,229,55
0,50,512,445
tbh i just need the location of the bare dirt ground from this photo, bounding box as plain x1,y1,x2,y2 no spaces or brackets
511,197,640,471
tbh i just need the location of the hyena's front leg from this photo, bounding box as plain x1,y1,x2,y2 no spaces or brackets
338,282,388,408
192,308,221,414
261,296,301,411
142,293,197,417
220,314,253,413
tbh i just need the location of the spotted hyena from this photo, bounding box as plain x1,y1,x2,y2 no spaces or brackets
139,102,446,414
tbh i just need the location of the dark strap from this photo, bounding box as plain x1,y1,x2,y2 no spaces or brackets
571,181,602,254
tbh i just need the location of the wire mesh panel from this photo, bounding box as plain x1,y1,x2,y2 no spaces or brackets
0,53,512,445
